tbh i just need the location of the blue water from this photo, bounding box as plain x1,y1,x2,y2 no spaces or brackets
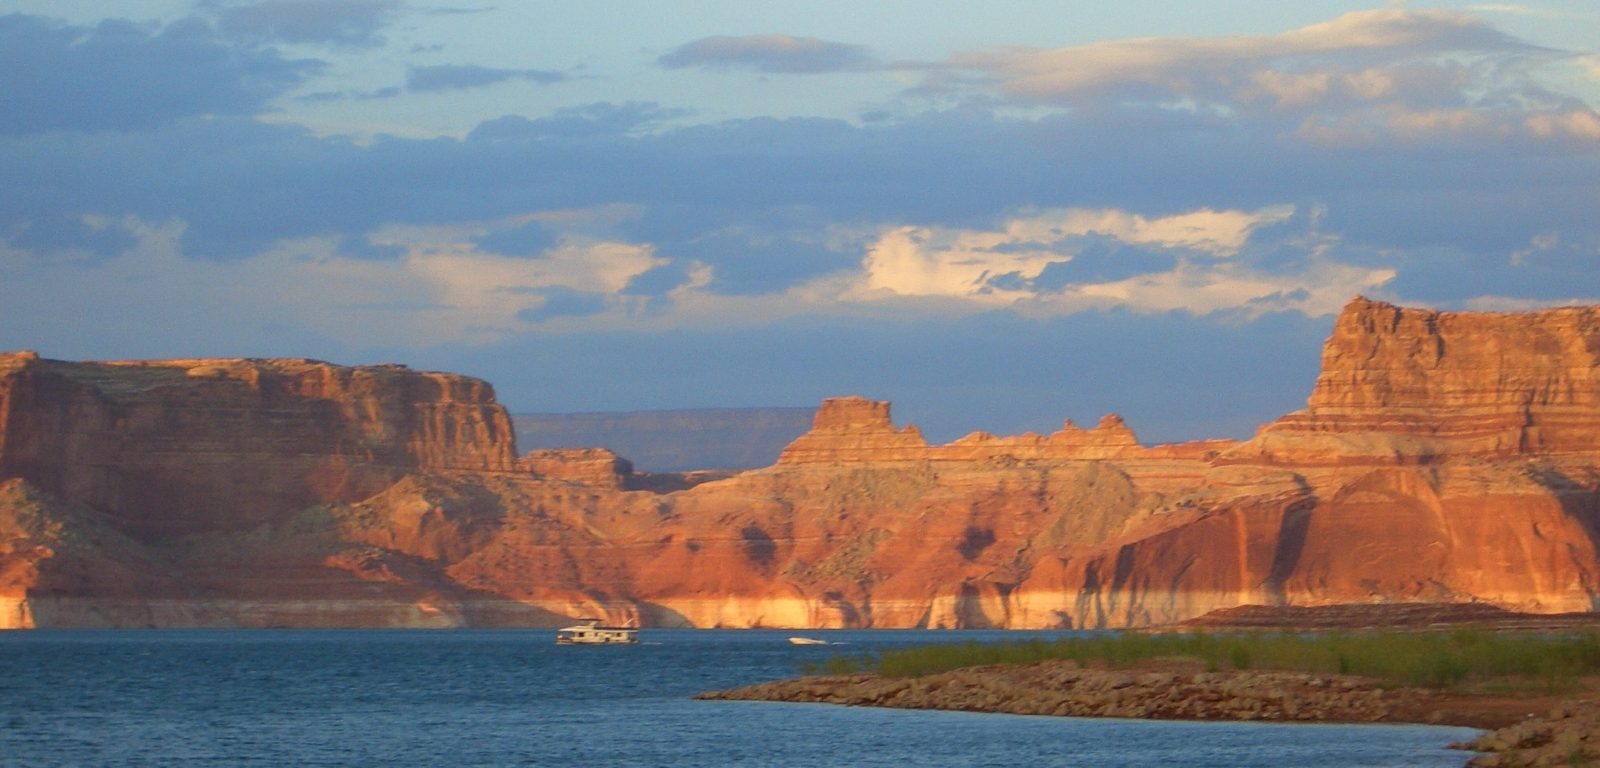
0,629,1478,767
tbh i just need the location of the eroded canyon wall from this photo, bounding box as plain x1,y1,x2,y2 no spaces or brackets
1246,296,1600,462
4,297,1600,629
0,352,516,535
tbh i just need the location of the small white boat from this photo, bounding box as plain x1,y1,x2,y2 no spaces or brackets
788,636,828,646
556,618,638,645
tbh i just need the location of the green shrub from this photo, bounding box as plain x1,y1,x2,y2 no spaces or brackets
827,629,1600,689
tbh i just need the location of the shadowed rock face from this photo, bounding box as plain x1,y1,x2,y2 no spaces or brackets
4,297,1600,629
0,354,516,535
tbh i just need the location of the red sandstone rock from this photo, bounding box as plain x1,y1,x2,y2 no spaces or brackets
776,396,929,464
778,397,1151,464
518,448,633,488
1243,296,1600,463
5,297,1600,629
0,353,515,535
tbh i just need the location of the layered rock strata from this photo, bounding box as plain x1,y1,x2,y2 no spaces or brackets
1244,296,1600,463
0,353,515,534
777,397,1160,464
4,297,1600,629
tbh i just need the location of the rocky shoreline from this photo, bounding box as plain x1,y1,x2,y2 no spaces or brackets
697,660,1600,766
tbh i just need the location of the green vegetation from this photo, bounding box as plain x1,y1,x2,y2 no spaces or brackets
807,630,1600,689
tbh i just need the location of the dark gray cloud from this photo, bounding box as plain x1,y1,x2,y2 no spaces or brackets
406,64,566,92
207,0,401,48
659,34,876,74
0,14,320,134
466,102,687,140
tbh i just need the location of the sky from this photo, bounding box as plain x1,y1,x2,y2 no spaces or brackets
2,2,1598,445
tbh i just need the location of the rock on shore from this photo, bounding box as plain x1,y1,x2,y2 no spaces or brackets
1459,701,1600,767
700,661,1600,765
700,660,1432,723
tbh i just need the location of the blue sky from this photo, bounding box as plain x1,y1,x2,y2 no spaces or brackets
3,2,1598,444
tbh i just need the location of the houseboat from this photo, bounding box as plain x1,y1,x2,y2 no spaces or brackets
555,618,638,645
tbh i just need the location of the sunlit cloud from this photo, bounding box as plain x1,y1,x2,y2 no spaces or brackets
844,206,1302,307
0,203,1400,349
929,7,1592,146
1525,109,1600,140
1023,259,1396,318
943,9,1519,101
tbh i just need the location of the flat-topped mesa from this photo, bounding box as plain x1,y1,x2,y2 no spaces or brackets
1244,297,1600,463
0,353,518,533
776,397,1154,465
776,397,928,464
518,448,633,488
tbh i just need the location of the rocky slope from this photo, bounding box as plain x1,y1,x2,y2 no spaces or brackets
3,297,1600,628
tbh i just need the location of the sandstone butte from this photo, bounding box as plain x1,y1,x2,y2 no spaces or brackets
3,296,1600,630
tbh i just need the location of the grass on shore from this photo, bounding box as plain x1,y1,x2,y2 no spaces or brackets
808,630,1600,690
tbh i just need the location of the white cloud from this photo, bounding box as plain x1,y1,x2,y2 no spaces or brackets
944,9,1508,104
848,206,1297,305
1025,259,1396,318
0,211,668,349
1525,109,1600,140
856,225,1056,301
1511,230,1563,266
0,202,1474,349
930,7,1597,147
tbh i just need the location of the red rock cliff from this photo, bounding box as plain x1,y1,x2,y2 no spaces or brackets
6,297,1600,630
0,353,516,534
1247,297,1600,463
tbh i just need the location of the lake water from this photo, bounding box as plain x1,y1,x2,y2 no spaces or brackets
0,629,1479,767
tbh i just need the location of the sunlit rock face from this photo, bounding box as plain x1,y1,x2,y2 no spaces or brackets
3,297,1600,629
1244,297,1600,463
